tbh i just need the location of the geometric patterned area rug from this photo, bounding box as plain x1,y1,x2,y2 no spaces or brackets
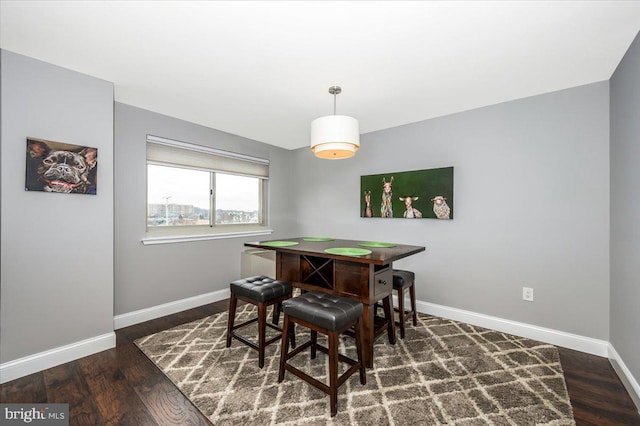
135,304,575,425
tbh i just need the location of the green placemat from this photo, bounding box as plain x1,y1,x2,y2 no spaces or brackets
303,237,335,242
324,247,372,256
359,241,397,248
260,241,299,247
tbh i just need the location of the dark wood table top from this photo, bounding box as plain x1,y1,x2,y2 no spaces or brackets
245,237,425,265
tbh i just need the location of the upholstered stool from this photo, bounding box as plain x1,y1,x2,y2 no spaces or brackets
226,275,293,368
392,270,417,339
278,292,366,417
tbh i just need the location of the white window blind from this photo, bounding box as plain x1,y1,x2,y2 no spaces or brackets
146,135,269,178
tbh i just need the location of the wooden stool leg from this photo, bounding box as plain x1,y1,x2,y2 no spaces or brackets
272,301,281,325
410,282,417,326
289,322,296,349
328,330,339,417
382,295,396,345
310,330,318,359
226,293,238,348
397,286,406,339
278,315,291,382
258,302,267,368
355,317,366,385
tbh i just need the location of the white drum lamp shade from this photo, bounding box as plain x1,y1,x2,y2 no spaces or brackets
310,115,360,159
310,86,360,160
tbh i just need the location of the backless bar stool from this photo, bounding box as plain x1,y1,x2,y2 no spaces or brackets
278,292,366,417
392,270,417,339
226,275,293,368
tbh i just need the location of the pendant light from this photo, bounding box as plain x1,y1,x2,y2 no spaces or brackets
310,86,360,159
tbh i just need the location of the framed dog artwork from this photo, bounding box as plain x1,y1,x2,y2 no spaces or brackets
360,166,453,219
25,137,98,195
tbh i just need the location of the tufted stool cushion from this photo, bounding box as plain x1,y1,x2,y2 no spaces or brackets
230,275,293,303
392,270,415,289
282,292,363,331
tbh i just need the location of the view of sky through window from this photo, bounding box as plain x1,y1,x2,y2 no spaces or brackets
148,165,209,209
147,165,259,211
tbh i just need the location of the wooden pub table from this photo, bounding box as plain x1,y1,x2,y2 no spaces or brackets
244,237,426,368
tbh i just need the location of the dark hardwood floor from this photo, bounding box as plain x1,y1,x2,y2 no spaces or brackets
1,300,639,425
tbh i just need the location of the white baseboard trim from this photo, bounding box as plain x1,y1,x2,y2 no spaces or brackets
608,344,640,413
114,288,230,330
0,332,115,384
415,300,609,357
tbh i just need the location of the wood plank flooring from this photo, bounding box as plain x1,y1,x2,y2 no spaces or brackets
1,300,639,425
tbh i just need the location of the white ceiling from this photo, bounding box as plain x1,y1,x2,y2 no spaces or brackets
2,1,640,150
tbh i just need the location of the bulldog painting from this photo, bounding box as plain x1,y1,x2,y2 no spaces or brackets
26,138,98,194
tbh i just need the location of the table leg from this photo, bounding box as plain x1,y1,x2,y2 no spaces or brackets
361,303,374,368
382,295,397,345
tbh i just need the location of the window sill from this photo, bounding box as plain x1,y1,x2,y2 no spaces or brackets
141,228,273,245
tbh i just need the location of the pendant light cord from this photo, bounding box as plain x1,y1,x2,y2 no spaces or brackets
329,85,341,115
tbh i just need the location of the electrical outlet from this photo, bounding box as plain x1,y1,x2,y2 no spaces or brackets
522,287,534,302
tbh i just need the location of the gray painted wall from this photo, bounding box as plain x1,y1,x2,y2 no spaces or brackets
291,82,610,339
0,50,114,362
610,32,640,385
114,103,295,315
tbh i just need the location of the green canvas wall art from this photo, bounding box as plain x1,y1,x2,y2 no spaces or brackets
361,167,453,219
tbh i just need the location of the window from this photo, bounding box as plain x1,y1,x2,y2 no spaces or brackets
147,165,211,226
214,173,262,225
144,135,271,244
